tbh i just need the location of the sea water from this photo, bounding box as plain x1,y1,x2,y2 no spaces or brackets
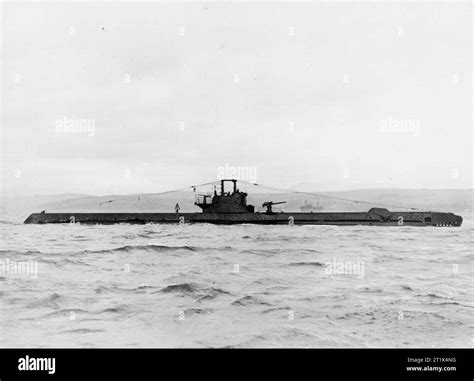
0,212,472,347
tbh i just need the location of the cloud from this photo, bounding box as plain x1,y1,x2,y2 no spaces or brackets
1,2,471,195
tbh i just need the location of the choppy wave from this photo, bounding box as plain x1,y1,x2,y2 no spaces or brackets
85,244,198,254
231,295,272,307
160,282,198,294
0,249,43,256
60,328,105,334
27,292,65,309
288,261,325,267
158,283,231,302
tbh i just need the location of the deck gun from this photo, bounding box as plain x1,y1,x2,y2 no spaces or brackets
262,201,286,214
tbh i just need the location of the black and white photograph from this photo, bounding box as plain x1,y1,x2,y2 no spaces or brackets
0,0,472,378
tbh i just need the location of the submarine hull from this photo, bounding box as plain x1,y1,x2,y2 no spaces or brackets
24,210,463,227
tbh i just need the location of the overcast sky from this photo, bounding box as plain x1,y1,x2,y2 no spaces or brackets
1,1,472,196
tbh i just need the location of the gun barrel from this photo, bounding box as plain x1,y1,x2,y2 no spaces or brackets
262,201,287,207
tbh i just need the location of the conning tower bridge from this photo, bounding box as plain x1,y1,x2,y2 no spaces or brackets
195,179,255,214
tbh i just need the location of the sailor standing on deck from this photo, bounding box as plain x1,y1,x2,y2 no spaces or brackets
175,203,180,213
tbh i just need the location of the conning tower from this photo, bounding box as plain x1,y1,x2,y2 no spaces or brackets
195,179,255,213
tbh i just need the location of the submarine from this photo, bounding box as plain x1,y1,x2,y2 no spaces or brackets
24,179,463,226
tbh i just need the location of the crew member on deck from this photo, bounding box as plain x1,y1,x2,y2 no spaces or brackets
175,203,180,213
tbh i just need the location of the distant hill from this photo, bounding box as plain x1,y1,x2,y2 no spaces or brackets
1,194,90,214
